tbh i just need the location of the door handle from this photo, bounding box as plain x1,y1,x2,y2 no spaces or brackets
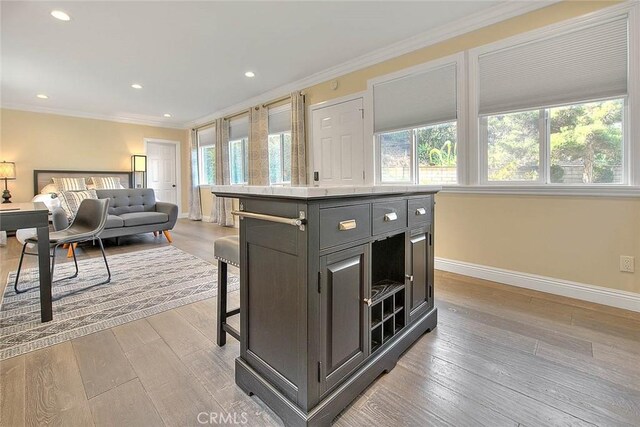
384,212,398,222
415,208,426,216
405,274,414,282
363,298,372,307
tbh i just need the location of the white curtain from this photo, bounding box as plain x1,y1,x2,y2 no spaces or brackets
212,118,234,226
249,106,269,185
291,91,307,185
187,129,202,221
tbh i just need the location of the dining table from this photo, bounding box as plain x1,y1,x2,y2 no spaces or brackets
0,202,52,322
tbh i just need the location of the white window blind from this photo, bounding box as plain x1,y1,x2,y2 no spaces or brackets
229,115,249,140
374,63,457,133
478,16,628,116
197,125,215,147
268,106,291,134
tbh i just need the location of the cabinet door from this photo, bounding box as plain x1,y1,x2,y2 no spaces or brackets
407,227,433,323
319,244,368,393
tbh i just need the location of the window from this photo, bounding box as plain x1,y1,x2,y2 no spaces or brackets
373,58,460,184
550,99,623,184
268,132,291,184
483,99,624,184
378,122,458,184
476,15,629,185
268,105,292,184
229,138,248,184
229,116,249,185
196,126,215,185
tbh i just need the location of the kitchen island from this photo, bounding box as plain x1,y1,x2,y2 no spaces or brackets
211,185,440,426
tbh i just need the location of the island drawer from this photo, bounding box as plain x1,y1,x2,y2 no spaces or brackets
319,204,371,249
408,197,433,228
372,200,407,236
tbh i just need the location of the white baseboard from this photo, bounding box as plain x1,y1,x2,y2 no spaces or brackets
435,257,640,313
178,212,188,219
202,215,211,222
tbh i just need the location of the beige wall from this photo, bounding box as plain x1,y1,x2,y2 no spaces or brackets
0,109,189,212
435,193,640,294
302,0,640,295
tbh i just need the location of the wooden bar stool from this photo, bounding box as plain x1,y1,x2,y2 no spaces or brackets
214,235,240,346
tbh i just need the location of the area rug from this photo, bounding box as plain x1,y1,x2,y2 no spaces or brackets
0,246,239,360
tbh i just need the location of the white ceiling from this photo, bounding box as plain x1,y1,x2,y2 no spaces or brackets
1,1,518,128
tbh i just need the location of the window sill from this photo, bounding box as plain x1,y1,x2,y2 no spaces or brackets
440,185,640,198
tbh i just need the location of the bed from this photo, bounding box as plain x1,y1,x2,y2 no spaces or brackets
33,169,132,195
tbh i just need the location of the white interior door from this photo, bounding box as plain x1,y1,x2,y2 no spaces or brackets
146,141,178,204
312,98,364,186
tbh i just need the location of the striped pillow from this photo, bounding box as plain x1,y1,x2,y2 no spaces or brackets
52,177,87,192
60,190,98,220
91,176,121,189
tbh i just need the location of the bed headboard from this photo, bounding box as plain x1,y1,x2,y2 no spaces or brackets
33,169,132,195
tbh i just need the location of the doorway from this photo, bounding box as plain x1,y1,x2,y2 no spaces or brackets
144,139,180,206
310,97,365,186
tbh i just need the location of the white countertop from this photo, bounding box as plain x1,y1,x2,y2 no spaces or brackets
209,184,442,199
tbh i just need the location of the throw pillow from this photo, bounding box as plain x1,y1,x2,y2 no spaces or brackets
60,189,98,219
40,183,59,195
91,176,121,189
53,177,87,192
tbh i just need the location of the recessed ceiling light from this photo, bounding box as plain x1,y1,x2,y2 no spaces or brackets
36,94,49,99
244,71,255,78
163,113,172,118
131,83,143,89
51,10,71,21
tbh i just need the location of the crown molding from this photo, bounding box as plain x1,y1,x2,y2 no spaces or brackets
1,103,187,130
185,0,559,128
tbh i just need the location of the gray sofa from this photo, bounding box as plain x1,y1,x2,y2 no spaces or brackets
52,188,178,240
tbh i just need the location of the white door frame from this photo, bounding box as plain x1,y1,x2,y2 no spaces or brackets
144,138,182,214
307,91,369,185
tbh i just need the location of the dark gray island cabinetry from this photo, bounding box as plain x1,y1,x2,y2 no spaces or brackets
211,185,440,427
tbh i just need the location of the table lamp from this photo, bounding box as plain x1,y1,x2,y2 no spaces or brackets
0,161,16,203
131,155,147,188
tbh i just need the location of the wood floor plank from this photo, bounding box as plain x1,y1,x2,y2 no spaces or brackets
437,309,538,354
125,338,225,426
437,299,593,355
24,342,94,427
175,298,219,343
112,318,161,353
399,334,594,427
72,330,137,399
341,384,452,427
591,342,640,376
535,341,640,393
147,310,213,358
431,321,640,420
369,367,514,427
0,356,25,427
571,308,640,342
414,330,640,426
89,378,164,427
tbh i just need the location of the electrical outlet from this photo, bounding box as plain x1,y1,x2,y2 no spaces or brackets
620,256,635,273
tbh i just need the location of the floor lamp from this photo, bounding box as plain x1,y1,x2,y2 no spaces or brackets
0,161,16,203
131,155,147,188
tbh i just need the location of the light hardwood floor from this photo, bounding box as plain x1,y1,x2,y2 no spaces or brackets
1,220,639,426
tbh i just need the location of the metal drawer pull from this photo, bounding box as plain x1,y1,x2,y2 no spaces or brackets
405,274,414,282
364,298,372,307
384,212,398,222
232,210,307,231
339,219,357,231
415,208,426,216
